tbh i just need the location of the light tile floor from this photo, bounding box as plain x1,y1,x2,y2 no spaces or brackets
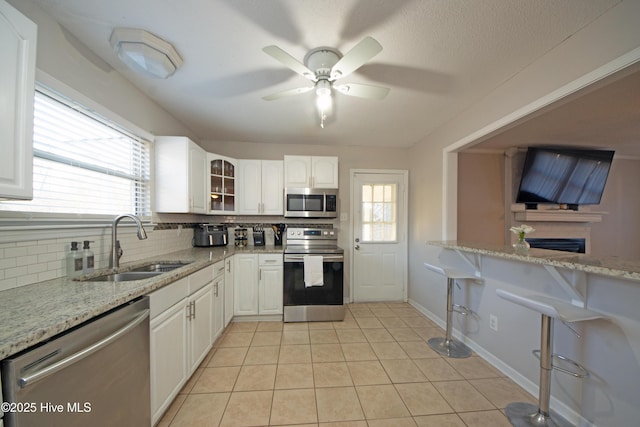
158,302,535,427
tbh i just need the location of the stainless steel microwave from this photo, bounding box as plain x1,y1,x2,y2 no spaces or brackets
284,188,338,218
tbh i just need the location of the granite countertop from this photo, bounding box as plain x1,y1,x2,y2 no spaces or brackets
428,241,640,282
0,245,284,360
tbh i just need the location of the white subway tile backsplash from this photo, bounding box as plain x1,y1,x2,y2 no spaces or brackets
5,247,27,258
5,266,28,279
0,227,195,291
17,255,39,267
0,258,16,270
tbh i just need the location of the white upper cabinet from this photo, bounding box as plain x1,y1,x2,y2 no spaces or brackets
0,2,37,199
154,136,206,213
207,153,237,214
237,159,283,215
284,155,338,188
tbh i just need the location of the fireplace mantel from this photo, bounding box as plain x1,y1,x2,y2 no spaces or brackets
513,210,605,223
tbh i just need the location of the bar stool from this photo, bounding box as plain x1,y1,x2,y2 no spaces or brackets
424,262,480,358
496,289,606,427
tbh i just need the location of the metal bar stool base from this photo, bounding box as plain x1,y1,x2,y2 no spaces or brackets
427,336,472,358
505,402,574,427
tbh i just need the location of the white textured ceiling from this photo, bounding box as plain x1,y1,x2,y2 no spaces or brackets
469,64,640,157
32,0,623,148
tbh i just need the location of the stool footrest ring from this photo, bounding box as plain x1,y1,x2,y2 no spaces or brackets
532,350,590,378
452,304,472,316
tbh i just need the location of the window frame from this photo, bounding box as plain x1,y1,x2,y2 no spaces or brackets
0,76,155,232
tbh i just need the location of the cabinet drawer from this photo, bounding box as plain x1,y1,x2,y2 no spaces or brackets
149,277,188,319
189,265,214,294
259,254,282,266
213,260,225,278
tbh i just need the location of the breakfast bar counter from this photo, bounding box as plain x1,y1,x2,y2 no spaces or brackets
428,241,640,282
420,241,640,426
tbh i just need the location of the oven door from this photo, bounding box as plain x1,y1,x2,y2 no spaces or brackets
283,254,344,306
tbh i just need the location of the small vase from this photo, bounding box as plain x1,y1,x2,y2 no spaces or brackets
512,238,530,254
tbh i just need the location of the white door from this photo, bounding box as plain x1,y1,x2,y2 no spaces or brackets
352,171,408,302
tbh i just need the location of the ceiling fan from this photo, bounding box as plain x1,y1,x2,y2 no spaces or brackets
262,37,390,127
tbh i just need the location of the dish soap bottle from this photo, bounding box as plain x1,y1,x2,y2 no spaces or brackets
82,240,95,274
66,241,83,278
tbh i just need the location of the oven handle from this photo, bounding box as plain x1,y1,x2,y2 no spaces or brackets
284,255,344,262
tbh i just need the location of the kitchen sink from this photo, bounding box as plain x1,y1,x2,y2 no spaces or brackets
85,271,164,282
78,261,192,282
130,262,191,272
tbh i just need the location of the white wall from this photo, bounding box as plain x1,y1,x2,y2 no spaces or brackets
1,0,200,290
7,0,196,140
408,0,640,317
407,2,640,425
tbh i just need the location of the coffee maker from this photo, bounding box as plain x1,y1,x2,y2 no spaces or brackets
271,223,285,246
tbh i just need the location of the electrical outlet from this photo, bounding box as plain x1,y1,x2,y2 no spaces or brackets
489,314,498,331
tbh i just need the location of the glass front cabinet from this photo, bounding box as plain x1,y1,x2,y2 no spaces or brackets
207,153,237,214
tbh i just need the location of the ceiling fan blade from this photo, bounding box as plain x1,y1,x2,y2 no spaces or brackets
263,46,316,81
334,83,389,100
330,36,382,80
262,86,314,101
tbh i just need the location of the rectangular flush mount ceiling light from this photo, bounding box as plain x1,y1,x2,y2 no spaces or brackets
109,28,183,79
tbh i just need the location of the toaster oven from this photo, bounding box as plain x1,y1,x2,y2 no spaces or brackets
193,224,228,247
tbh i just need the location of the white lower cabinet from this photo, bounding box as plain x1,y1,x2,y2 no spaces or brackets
149,265,217,425
150,293,188,427
234,253,283,316
224,256,234,327
212,260,226,343
188,283,213,373
233,254,259,316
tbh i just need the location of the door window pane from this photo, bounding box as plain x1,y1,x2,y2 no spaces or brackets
361,183,397,242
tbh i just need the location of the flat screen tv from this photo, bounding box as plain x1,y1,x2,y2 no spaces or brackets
516,147,614,209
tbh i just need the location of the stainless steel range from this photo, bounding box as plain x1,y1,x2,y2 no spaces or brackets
283,226,345,322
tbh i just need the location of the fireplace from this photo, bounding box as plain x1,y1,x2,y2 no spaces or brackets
525,238,586,254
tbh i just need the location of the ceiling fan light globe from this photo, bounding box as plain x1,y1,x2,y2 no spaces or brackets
315,79,332,97
316,93,332,111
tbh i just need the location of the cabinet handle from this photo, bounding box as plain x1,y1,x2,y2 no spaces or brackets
214,283,219,297
186,303,192,320
259,268,262,281
192,301,196,319
227,261,231,272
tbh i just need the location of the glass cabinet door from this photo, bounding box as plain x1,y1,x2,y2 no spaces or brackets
208,156,236,213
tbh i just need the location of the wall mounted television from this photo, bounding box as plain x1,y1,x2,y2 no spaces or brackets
516,147,615,210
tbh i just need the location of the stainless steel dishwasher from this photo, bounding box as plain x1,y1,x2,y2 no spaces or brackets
1,297,150,427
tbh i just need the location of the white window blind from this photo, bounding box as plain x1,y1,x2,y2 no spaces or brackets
0,89,151,217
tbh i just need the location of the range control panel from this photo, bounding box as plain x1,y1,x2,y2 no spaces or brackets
286,227,337,241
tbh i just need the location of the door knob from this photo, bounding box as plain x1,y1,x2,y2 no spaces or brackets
355,238,360,243
355,245,360,250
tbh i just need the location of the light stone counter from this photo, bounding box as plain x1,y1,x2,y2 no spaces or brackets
429,241,640,282
0,246,284,360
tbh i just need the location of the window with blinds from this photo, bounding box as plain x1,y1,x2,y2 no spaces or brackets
0,89,151,217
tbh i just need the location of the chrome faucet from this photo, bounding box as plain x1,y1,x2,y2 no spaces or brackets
111,214,148,268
